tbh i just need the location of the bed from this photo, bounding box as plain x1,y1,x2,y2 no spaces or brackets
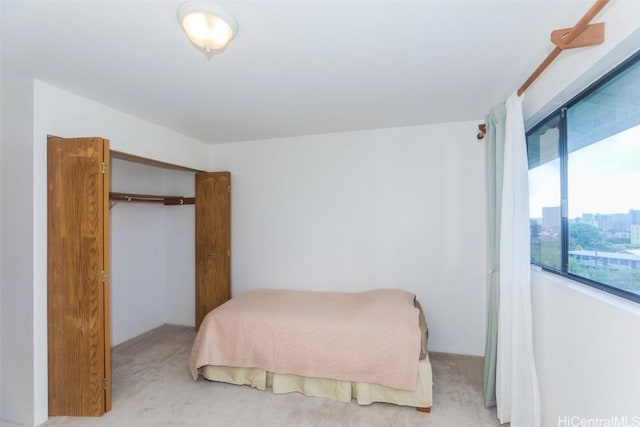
189,288,433,412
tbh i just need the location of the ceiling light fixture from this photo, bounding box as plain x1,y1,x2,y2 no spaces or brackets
177,0,238,59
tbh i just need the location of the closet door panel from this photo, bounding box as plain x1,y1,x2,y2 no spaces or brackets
102,141,112,412
195,171,231,330
48,136,110,416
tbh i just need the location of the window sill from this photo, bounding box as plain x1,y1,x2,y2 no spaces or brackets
531,266,640,315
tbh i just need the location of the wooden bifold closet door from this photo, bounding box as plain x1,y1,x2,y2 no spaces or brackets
47,140,228,415
195,171,231,330
47,136,111,416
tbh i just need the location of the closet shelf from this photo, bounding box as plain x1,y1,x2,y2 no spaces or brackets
109,192,195,207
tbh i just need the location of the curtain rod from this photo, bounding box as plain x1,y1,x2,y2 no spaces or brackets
517,0,609,96
477,0,608,140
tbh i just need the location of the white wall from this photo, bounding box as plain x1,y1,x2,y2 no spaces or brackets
0,80,206,426
532,271,640,425
208,122,487,356
162,168,196,327
110,159,195,346
523,3,640,425
0,80,36,426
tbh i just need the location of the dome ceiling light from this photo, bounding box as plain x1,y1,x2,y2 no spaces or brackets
177,0,238,59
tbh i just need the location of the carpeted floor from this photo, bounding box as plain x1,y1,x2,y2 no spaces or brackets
36,324,503,427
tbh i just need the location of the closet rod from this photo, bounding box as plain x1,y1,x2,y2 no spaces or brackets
517,0,609,96
109,192,195,206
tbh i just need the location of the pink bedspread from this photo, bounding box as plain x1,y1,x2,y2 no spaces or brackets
189,289,421,391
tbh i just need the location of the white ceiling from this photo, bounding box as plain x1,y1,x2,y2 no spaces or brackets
1,0,599,144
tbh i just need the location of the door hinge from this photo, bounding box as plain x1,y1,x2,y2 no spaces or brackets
101,162,106,174
101,270,108,283
228,185,231,193
227,249,231,257
103,378,109,390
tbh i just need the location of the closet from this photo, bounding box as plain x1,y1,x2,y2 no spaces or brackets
47,136,230,416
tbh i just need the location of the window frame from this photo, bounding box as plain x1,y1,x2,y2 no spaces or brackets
526,49,640,304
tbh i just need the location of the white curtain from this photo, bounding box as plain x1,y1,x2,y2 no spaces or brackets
495,93,541,426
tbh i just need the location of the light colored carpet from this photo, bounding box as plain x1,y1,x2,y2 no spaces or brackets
36,324,502,427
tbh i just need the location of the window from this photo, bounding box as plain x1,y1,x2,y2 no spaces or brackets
526,51,640,303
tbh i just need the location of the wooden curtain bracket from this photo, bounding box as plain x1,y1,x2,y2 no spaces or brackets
517,0,609,96
551,22,604,50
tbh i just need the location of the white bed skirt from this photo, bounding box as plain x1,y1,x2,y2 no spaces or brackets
199,356,433,409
